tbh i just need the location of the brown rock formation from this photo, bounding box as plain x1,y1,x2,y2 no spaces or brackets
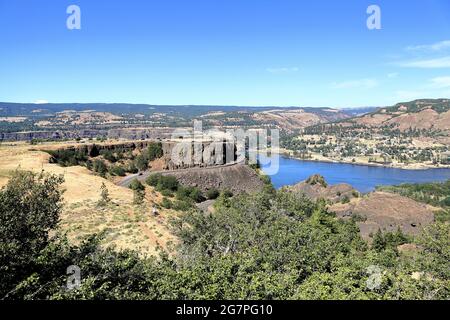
287,174,358,204
331,192,435,238
288,175,436,239
158,163,265,194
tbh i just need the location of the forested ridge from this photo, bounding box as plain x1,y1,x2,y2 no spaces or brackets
0,171,448,300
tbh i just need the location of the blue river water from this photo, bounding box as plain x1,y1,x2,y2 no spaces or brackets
259,154,450,193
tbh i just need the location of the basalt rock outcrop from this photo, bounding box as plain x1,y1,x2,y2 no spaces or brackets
161,140,237,170
158,163,265,194
288,175,436,239
0,127,176,142
286,174,358,204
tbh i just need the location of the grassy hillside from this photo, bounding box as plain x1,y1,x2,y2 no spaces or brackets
377,180,450,208
382,99,450,114
2,169,449,300
377,180,450,222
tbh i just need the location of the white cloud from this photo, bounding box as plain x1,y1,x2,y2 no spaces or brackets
331,78,378,89
406,40,450,52
397,56,450,69
34,99,49,104
387,72,399,78
429,76,450,89
266,67,299,74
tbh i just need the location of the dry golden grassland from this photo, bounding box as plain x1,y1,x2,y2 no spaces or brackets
0,141,178,257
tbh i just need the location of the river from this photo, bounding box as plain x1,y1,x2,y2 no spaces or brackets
259,154,450,193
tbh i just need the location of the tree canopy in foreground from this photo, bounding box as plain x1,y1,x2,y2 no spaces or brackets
0,171,448,300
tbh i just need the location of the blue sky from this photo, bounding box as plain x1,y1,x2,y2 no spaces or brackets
1,0,450,107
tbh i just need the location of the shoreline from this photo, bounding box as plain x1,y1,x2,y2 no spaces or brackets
263,150,450,171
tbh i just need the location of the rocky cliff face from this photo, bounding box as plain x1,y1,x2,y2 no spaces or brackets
161,141,237,170
158,163,265,194
0,128,176,142
0,130,104,141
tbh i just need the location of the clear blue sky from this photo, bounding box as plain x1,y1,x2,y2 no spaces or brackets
1,0,450,107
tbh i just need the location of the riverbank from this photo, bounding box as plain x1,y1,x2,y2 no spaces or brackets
270,148,450,171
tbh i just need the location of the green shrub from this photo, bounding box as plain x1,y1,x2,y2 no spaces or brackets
46,147,88,167
176,186,204,203
129,179,145,191
206,188,220,200
93,159,108,177
146,174,179,192
341,196,350,204
260,174,272,186
110,165,126,176
221,189,233,198
306,174,328,188
133,189,145,206
160,189,174,197
161,197,173,209
146,173,162,187
435,209,450,223
188,187,204,203
147,142,163,161
134,154,148,171
172,200,194,211
158,175,179,191
100,150,117,163
127,162,138,174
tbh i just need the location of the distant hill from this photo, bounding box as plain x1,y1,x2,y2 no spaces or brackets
384,99,450,114
342,106,379,116
0,102,356,117
343,99,450,132
0,102,368,133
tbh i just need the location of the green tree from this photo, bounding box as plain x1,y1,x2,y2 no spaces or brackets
147,142,163,161
206,188,220,200
133,189,145,206
129,179,145,191
134,155,148,172
372,229,386,252
0,171,64,296
93,159,107,177
146,174,179,192
161,197,173,209
110,165,126,176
